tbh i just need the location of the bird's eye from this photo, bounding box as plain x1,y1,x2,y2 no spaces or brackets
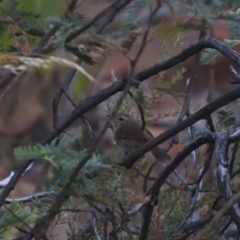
118,117,125,121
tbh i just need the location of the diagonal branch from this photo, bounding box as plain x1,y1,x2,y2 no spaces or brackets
121,85,240,169
1,36,240,210
44,36,240,146
193,191,240,240
52,0,131,154
214,133,240,228
34,0,78,53
65,0,131,44
137,136,214,240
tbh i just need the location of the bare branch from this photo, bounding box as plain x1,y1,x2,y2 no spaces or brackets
4,191,53,204
65,0,131,44
229,65,240,84
121,86,240,169
45,36,240,146
193,191,240,240
214,132,240,228
33,0,78,53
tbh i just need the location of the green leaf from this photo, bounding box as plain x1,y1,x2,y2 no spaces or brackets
228,21,240,39
125,0,150,25
201,39,240,65
121,31,139,52
217,107,237,128
14,128,83,167
13,144,59,167
17,19,45,37
191,0,215,24
65,12,85,24
0,201,37,239
56,128,82,149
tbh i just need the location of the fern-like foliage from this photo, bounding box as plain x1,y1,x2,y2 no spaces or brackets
0,201,37,239
12,127,120,236
14,128,83,166
47,12,85,30
46,12,86,44
14,144,54,161
17,19,45,37
104,0,151,40
181,107,238,144
45,13,100,65
191,0,216,23
180,127,212,144
216,10,240,22
125,0,150,26
217,107,237,129
228,21,240,39
65,12,85,24
201,39,240,65
121,30,141,53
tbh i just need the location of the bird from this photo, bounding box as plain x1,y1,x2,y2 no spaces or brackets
107,112,171,163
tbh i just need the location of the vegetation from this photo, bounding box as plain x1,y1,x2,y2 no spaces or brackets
0,0,240,239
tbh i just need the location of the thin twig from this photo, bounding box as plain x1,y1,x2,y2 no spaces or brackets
63,88,100,154
127,90,146,130
2,35,240,211
5,191,53,204
193,191,240,240
139,137,213,240
120,88,240,169
52,0,131,152
229,139,240,175
214,132,240,229
3,205,32,232
143,160,158,193
44,37,240,148
206,26,215,103
172,144,215,235
33,0,78,53
174,30,206,143
21,3,146,240
229,65,240,84
65,0,131,44
93,213,102,240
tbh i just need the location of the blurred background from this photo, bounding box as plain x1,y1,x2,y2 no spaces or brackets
0,0,239,238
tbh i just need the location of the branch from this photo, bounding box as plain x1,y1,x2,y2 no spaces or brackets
143,160,158,193
193,191,240,240
121,85,240,168
172,143,215,235
19,1,151,239
229,65,240,84
52,0,131,151
229,140,240,175
214,132,240,228
0,0,132,207
44,36,240,146
135,136,214,240
174,30,206,142
93,213,102,240
65,0,131,44
33,0,78,53
5,191,53,204
137,127,240,239
1,36,240,210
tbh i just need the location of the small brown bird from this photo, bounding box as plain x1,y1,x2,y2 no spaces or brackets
108,112,171,163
